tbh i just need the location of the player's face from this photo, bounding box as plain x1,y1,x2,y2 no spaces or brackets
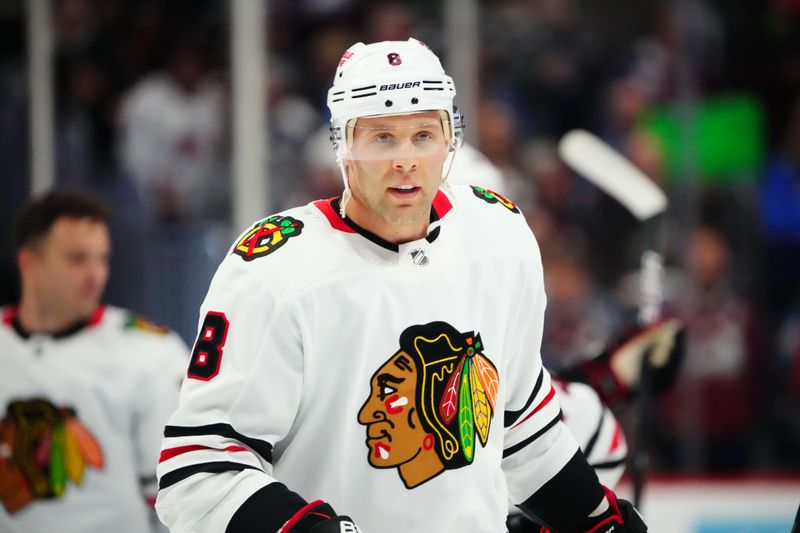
27,217,110,321
344,111,449,240
357,350,427,468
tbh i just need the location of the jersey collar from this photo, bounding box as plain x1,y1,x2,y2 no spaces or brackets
313,189,453,252
2,305,106,340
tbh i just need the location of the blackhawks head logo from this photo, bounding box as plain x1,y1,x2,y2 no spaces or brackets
0,399,104,513
233,215,304,261
470,185,520,213
358,321,499,489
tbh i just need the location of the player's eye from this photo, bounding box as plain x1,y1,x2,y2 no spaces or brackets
66,251,89,265
373,133,394,144
415,131,433,142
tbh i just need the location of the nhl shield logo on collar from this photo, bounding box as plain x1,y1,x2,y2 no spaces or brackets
409,248,429,266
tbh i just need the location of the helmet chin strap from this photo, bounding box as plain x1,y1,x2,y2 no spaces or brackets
337,160,351,218
440,146,458,186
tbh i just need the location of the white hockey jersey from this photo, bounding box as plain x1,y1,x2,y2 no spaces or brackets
0,305,188,533
156,185,581,533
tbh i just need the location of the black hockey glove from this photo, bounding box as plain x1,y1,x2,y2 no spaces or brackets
559,317,684,412
280,500,363,533
535,487,647,533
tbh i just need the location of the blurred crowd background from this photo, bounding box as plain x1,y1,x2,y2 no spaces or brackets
1,0,799,477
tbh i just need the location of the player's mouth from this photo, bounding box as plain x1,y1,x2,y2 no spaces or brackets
388,185,421,198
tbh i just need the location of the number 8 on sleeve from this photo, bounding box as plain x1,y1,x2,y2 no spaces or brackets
188,312,229,381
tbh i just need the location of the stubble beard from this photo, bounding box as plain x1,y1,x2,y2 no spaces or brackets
373,189,434,226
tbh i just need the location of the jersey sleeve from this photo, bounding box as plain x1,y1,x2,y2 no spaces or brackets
555,380,628,489
155,259,308,533
500,233,581,504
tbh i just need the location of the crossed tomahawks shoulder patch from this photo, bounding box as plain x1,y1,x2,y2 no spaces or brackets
232,215,304,261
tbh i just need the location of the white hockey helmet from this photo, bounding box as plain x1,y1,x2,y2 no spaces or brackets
328,38,461,152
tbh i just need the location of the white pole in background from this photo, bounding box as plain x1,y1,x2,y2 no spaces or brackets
444,0,479,147
27,0,54,195
231,0,268,231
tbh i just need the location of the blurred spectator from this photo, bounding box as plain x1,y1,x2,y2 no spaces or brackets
303,25,356,110
518,137,591,256
362,1,416,43
115,32,230,343
117,33,227,222
540,243,624,371
55,56,112,188
477,96,525,184
480,0,605,138
267,57,322,212
654,225,759,471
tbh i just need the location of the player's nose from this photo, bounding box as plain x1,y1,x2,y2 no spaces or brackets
392,157,418,172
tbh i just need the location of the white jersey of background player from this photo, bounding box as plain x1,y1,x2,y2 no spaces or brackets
0,306,187,533
0,191,188,533
156,39,646,533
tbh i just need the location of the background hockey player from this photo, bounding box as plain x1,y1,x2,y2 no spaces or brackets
0,190,188,533
156,38,647,533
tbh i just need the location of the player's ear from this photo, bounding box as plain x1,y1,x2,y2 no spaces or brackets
16,246,36,274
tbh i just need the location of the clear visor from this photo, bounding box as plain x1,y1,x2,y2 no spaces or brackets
338,114,453,162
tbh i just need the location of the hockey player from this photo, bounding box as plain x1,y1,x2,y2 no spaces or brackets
0,190,188,533
156,38,647,532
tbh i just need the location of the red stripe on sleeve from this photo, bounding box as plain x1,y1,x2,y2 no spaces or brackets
159,444,249,463
510,384,556,430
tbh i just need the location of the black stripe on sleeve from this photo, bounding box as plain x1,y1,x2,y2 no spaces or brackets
502,412,561,458
517,450,604,532
226,482,309,533
504,368,544,427
590,458,627,470
164,423,274,463
159,461,261,490
582,409,607,459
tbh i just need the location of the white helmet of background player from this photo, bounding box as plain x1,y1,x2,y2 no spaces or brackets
327,38,463,217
